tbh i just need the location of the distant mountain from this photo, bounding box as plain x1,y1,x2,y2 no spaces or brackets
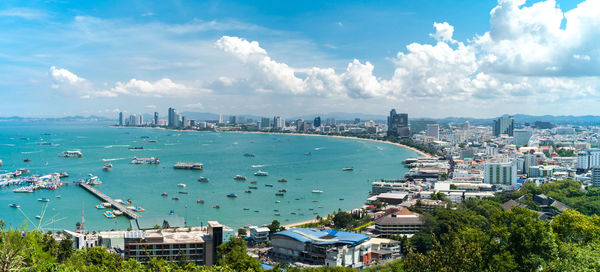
291,112,387,121
0,115,113,122
428,114,600,126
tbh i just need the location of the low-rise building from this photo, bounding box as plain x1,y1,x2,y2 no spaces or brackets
374,208,423,237
249,226,270,243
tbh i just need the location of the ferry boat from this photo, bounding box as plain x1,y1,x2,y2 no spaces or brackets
9,204,19,208
243,153,255,157
233,175,247,181
312,190,324,193
131,157,160,164
96,204,105,209
59,151,83,158
37,198,50,202
104,211,116,218
277,178,288,182
197,177,210,182
161,192,168,197
177,183,186,188
227,193,238,198
342,167,354,171
174,162,204,170
254,170,268,176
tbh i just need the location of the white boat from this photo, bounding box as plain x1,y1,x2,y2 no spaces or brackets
131,157,160,164
312,190,324,193
86,176,102,185
254,170,269,176
113,210,123,216
58,151,83,158
174,162,203,170
177,183,187,188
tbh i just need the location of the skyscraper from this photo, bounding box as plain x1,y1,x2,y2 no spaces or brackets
273,116,284,129
493,116,514,137
153,112,159,125
410,119,436,135
426,124,440,140
314,116,321,128
118,112,123,126
387,109,409,138
168,107,177,127
260,117,271,129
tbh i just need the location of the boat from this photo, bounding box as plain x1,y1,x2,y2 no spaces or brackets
250,181,257,184
120,199,132,205
278,189,287,192
213,205,221,209
277,178,288,182
275,200,280,203
85,176,102,185
96,204,105,209
305,152,312,156
275,192,284,196
248,186,258,189
113,210,123,216
131,157,160,164
147,140,158,143
161,192,168,197
318,206,324,208
243,153,255,157
38,142,52,146
172,197,180,200
339,198,344,200
227,193,238,198
37,198,50,202
102,166,111,172
13,187,34,193
102,202,112,208
135,207,146,212
128,146,144,150
178,191,188,194
312,200,318,202
274,213,281,216
174,162,204,170
59,172,69,178
104,163,113,168
35,215,41,219
56,195,62,199
243,208,250,210
312,190,324,193
233,175,247,181
197,177,210,182
24,158,31,162
8,204,19,208
342,167,354,171
197,199,204,204
177,183,187,188
244,190,252,193
104,211,116,218
254,170,268,176
59,151,83,158
291,212,297,215
265,184,273,187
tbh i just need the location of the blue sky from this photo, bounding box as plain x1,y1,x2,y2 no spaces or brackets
0,0,597,118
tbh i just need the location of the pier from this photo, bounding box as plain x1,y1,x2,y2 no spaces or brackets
78,183,139,219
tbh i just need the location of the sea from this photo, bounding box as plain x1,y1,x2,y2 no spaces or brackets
0,121,419,233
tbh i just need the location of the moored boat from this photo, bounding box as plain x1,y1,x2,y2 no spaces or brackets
233,175,247,181
213,205,220,209
312,190,324,193
243,153,255,157
197,177,210,182
254,170,268,176
277,178,288,182
59,151,83,158
174,162,204,170
197,199,204,204
226,193,238,198
244,190,252,193
9,204,20,208
161,192,168,197
104,211,116,218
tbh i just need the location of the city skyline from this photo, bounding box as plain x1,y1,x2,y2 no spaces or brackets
1,0,599,118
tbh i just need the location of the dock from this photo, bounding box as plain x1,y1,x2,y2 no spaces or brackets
79,183,139,219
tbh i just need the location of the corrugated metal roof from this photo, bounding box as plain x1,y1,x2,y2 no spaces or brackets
272,228,368,245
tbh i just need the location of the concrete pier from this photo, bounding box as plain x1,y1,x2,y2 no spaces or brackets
79,183,139,219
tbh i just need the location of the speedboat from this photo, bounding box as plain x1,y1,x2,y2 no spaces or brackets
24,158,31,162
213,205,221,209
172,196,180,200
233,175,247,181
243,153,255,157
275,200,280,203
9,204,19,208
37,198,50,202
178,191,188,194
102,166,111,172
161,192,168,197
35,215,41,219
277,178,288,182
177,183,186,188
197,199,204,204
312,190,324,193
275,192,284,196
265,184,273,187
245,190,252,193
197,177,210,182
227,193,238,198
56,195,62,199
254,170,268,176
113,210,123,216
342,167,354,171
135,207,145,212
104,211,116,218
96,204,105,209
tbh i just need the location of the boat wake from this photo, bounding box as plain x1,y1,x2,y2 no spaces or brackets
102,158,127,162
314,147,323,150
251,164,269,168
0,143,15,147
104,145,130,148
21,150,42,154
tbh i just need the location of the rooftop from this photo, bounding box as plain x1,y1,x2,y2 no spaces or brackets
272,228,369,246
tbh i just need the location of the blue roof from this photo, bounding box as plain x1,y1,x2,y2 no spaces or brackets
271,228,369,246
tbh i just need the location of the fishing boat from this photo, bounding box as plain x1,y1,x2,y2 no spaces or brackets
226,193,238,198
305,152,312,156
233,175,247,181
312,190,324,193
250,181,257,184
342,167,354,171
8,204,19,208
265,184,273,187
213,205,221,209
96,204,105,209
277,178,288,182
254,170,268,176
172,197,180,200
243,153,255,157
161,192,168,197
177,183,187,188
197,199,204,204
37,198,50,202
197,177,210,182
244,190,252,193
275,192,284,196
104,211,116,218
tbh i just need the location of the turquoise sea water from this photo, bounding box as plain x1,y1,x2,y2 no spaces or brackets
0,122,418,232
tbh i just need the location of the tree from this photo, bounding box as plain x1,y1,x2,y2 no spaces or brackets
266,220,285,234
58,236,74,262
332,210,354,229
217,237,262,272
238,228,247,237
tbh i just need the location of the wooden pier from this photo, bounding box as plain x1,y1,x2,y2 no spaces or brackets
79,183,139,219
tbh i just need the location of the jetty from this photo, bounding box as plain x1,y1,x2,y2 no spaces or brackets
78,183,139,219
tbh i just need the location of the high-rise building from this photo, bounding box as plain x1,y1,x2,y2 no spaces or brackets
426,124,439,140
513,129,532,146
260,117,271,129
118,112,124,126
387,109,409,138
168,108,177,127
129,114,138,126
314,116,321,128
296,119,304,132
325,118,336,126
484,161,517,187
577,148,600,170
181,116,187,128
138,115,143,126
153,112,159,125
273,116,284,129
354,118,361,124
592,166,600,187
493,116,514,137
218,114,223,124
410,119,437,135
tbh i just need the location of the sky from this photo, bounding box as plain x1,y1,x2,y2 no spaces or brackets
0,0,597,118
